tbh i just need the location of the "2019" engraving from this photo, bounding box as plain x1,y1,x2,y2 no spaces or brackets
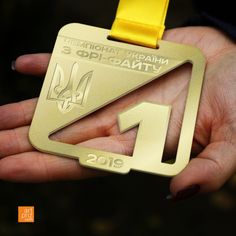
86,154,124,168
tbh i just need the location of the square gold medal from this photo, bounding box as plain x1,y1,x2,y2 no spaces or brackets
29,23,205,176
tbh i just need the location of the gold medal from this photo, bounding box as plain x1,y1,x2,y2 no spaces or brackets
29,23,205,176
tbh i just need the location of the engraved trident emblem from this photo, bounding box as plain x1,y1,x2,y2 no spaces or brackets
47,62,93,113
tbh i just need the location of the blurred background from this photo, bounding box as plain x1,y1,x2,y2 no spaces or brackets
0,0,235,235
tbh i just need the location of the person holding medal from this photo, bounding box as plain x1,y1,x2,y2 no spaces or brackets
1,0,236,201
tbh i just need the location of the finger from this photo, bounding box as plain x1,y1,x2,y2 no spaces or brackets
0,135,131,182
0,151,100,182
169,142,236,200
0,126,33,159
0,112,111,159
15,53,51,76
0,98,37,130
50,111,110,144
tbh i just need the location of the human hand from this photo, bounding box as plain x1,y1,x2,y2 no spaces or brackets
1,26,236,200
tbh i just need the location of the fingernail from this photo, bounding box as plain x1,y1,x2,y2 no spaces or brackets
11,60,16,70
166,184,200,202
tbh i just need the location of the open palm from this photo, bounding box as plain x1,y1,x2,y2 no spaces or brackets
1,26,236,197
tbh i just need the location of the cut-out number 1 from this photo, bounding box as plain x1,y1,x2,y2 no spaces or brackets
118,102,171,173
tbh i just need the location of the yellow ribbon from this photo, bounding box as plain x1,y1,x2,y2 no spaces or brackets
110,0,169,48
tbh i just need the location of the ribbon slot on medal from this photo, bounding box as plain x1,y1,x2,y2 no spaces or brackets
29,1,206,176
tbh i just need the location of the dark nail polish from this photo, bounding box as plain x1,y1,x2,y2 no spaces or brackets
167,184,200,202
11,60,16,70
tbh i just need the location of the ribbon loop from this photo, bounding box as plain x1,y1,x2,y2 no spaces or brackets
110,0,169,48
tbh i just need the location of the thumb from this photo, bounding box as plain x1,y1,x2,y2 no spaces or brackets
169,142,236,201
